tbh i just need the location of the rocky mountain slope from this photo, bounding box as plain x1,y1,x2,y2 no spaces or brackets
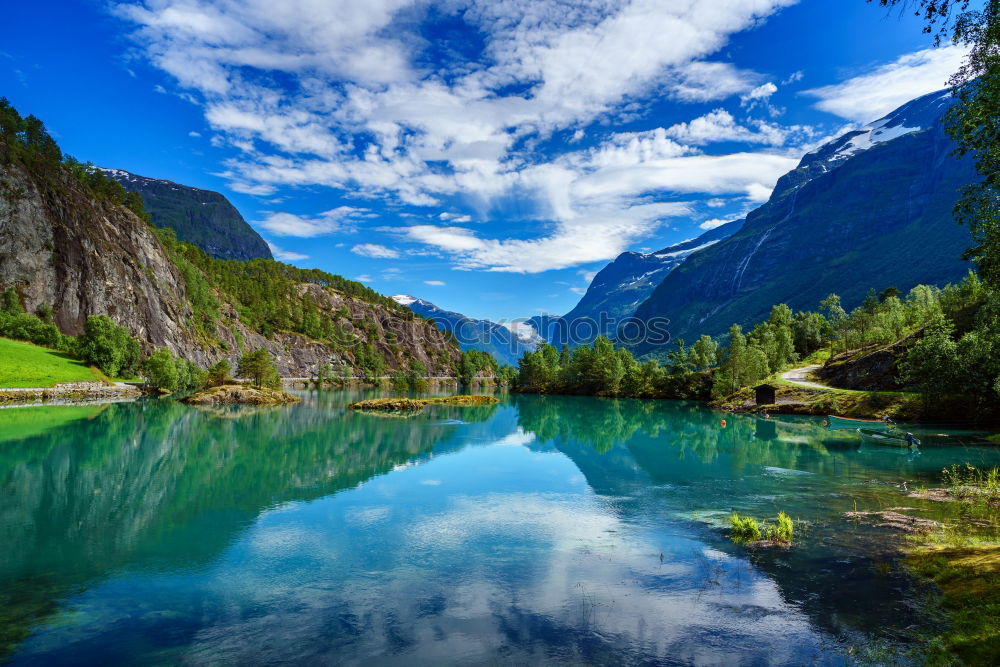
632,89,976,353
0,159,459,377
392,295,539,366
101,168,273,261
550,219,743,345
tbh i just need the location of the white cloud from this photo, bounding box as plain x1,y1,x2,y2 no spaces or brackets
568,286,587,295
439,212,472,223
740,81,777,107
352,243,400,259
803,45,968,123
188,130,202,137
117,0,806,272
782,70,803,85
354,274,373,283
423,280,446,286
668,61,760,102
228,181,277,196
663,109,805,146
258,206,363,237
698,218,732,231
265,240,308,261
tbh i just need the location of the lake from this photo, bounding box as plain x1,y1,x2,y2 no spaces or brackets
2,390,998,665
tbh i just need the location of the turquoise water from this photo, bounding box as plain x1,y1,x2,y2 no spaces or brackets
2,391,999,665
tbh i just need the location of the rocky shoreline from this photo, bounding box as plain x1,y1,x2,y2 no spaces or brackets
0,381,143,405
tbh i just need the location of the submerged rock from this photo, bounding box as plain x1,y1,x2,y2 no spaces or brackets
181,384,300,406
844,509,940,533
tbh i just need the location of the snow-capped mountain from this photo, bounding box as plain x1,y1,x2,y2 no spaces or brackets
530,218,743,347
767,89,954,201
391,295,539,366
631,88,975,353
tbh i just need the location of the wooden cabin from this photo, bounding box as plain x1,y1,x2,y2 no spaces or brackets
754,383,777,406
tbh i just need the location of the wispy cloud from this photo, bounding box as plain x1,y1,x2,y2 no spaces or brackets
258,206,364,237
423,280,446,286
803,45,967,123
352,243,400,259
698,218,733,231
266,240,308,261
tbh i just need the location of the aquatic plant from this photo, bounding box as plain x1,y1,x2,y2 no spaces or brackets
729,510,793,544
770,511,794,543
729,513,762,542
942,464,1000,504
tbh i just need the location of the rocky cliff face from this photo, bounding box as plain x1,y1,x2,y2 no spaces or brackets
0,161,459,377
101,168,273,261
632,90,976,352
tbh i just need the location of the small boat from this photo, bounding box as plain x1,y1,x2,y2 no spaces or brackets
857,428,920,446
827,415,892,430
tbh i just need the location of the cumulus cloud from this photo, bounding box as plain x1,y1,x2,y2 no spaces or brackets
352,243,400,259
740,81,778,111
803,45,968,123
265,240,308,261
663,109,807,146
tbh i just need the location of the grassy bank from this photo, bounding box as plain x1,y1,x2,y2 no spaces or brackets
709,381,926,420
901,465,1000,664
0,338,107,388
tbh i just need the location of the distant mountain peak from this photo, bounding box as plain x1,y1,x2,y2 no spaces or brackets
393,294,537,365
391,294,418,306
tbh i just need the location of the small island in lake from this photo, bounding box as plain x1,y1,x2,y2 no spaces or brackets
182,384,301,406
348,395,498,411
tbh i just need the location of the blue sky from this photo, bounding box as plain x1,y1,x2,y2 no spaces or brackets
0,0,968,323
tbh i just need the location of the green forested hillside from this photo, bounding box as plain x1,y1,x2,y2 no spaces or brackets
102,169,274,261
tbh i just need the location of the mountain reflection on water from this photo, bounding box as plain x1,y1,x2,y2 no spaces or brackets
2,391,998,665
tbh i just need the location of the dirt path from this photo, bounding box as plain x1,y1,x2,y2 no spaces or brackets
780,365,833,390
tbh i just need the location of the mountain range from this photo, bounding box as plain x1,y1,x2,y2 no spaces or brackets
2,85,978,375
391,295,540,366
398,89,973,360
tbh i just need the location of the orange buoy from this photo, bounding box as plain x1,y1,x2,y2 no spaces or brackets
821,419,828,426
720,419,727,427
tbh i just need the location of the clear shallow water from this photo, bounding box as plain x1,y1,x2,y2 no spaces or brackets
2,392,999,665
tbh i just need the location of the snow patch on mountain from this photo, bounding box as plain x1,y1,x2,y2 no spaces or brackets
503,321,544,346
652,239,720,260
391,294,417,306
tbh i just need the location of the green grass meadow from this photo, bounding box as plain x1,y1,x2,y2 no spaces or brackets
0,337,106,388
